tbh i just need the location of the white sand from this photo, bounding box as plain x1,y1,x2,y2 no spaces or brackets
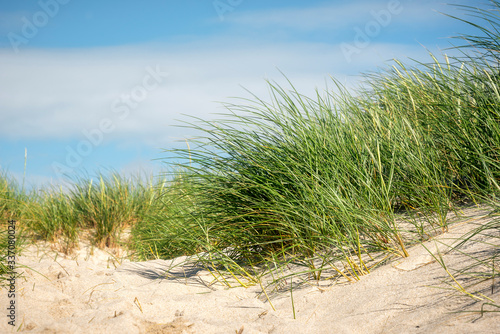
2,206,499,333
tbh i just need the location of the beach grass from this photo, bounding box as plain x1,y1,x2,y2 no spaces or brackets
0,171,167,255
131,0,500,288
0,171,28,287
0,1,499,311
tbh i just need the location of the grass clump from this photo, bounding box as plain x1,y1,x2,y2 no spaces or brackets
131,1,500,288
130,173,201,260
15,171,165,252
0,172,27,288
70,173,142,248
418,1,500,311
24,187,79,252
0,170,30,220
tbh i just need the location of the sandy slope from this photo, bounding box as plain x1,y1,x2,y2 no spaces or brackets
1,206,499,333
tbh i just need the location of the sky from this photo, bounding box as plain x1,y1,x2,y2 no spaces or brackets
0,0,493,188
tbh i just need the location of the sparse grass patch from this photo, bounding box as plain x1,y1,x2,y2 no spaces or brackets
24,187,79,252
10,171,168,253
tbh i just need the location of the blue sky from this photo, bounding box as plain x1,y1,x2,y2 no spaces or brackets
0,0,492,188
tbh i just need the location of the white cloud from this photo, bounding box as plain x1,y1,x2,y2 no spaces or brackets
0,35,444,150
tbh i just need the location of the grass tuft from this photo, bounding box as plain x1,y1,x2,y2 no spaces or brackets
132,0,500,293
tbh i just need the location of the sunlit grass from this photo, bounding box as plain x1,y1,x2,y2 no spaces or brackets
132,0,500,292
0,171,168,253
0,2,498,316
0,172,28,287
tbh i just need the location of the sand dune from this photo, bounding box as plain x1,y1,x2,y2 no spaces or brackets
2,206,499,333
